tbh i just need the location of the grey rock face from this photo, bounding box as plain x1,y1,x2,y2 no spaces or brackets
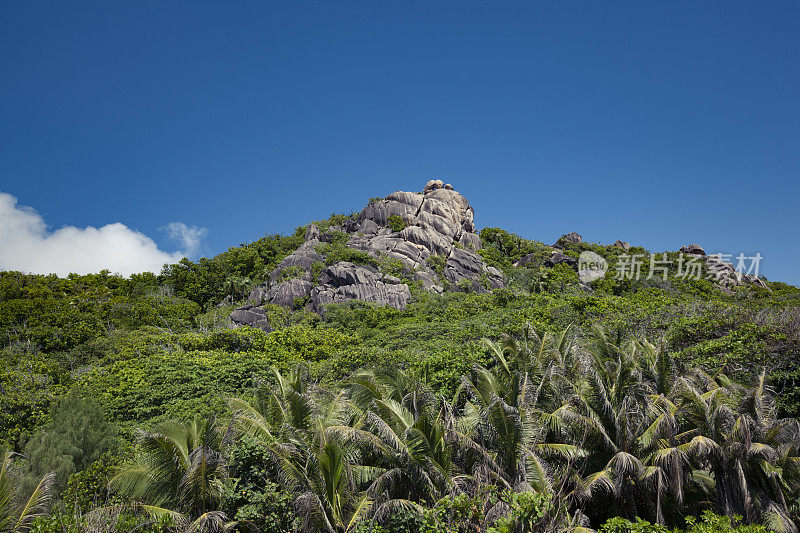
229,305,272,332
312,262,411,312
266,241,324,287
230,181,504,329
266,278,314,309
703,253,768,290
350,181,491,278
513,253,537,268
443,248,504,291
305,224,320,242
680,243,706,256
545,251,578,268
614,240,631,251
555,232,583,247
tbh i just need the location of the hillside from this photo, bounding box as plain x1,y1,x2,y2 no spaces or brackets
2,181,800,532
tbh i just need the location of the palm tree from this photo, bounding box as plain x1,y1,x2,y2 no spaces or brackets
678,370,800,532
557,326,687,525
281,439,371,533
228,364,348,452
222,276,253,302
456,332,584,494
112,415,232,529
0,450,54,533
228,365,357,532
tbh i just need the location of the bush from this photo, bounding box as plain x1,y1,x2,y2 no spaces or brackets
600,517,670,533
387,215,407,232
61,453,121,513
223,437,297,532
23,390,120,490
427,255,447,281
315,243,379,268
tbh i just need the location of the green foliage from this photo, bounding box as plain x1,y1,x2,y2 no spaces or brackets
544,263,579,292
114,415,227,519
60,453,119,513
77,325,359,425
0,448,55,533
487,491,553,533
601,516,671,533
23,391,119,489
315,242,379,268
387,215,407,232
478,227,545,270
4,212,800,532
601,512,771,533
427,254,447,281
419,492,493,533
223,437,297,532
313,212,356,232
160,232,304,309
683,511,769,533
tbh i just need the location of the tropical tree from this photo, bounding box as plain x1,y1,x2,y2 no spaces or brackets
678,370,800,532
557,327,693,526
0,449,54,533
112,415,231,529
228,365,355,532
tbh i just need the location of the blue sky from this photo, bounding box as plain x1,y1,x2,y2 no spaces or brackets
1,2,798,282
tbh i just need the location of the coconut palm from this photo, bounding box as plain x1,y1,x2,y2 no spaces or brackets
280,438,371,533
228,364,349,459
112,415,231,527
329,391,458,519
228,365,358,531
556,327,689,525
0,450,54,533
678,370,800,531
456,332,585,496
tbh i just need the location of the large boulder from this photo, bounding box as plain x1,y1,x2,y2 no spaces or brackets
554,232,582,248
704,253,768,290
229,305,271,332
443,248,504,292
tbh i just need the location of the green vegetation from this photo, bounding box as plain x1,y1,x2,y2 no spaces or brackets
1,221,799,531
315,242,379,268
387,215,407,233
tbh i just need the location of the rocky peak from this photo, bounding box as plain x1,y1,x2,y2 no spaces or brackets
554,232,582,248
229,181,503,330
680,243,706,256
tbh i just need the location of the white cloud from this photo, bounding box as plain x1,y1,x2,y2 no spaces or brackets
161,221,208,258
0,191,207,277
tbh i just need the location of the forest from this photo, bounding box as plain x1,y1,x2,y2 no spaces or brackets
2,216,800,533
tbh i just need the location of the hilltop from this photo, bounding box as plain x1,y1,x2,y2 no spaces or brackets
1,180,800,531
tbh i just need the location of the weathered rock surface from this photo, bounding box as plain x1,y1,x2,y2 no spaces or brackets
545,251,578,268
229,305,272,332
676,244,766,290
226,185,771,331
680,243,706,256
703,253,768,290
311,262,412,311
513,253,537,268
230,181,503,329
554,232,582,247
